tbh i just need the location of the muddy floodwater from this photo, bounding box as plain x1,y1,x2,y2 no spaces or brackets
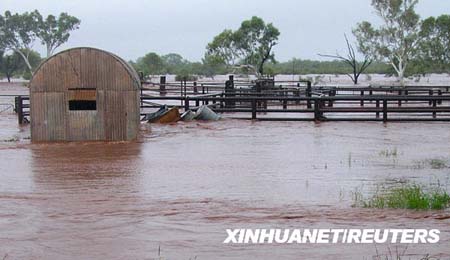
1,88,450,259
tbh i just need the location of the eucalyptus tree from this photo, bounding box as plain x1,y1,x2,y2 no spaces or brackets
205,16,280,76
0,51,23,82
353,0,421,85
417,15,450,73
35,12,81,57
0,10,40,74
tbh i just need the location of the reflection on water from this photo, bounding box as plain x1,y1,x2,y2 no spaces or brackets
0,120,449,259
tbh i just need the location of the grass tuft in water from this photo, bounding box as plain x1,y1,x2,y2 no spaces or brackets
379,148,398,158
428,159,447,169
353,184,450,210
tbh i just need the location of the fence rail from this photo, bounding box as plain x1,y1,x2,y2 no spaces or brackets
9,79,450,124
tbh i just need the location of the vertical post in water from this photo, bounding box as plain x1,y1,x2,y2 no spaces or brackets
306,81,312,109
225,75,235,108
429,90,433,105
180,79,184,107
184,96,190,112
193,81,198,94
17,96,23,125
14,96,18,113
433,100,437,119
438,89,442,105
314,99,320,121
383,99,388,122
328,89,335,107
183,78,187,98
376,100,380,118
251,99,257,120
360,91,364,107
160,76,166,96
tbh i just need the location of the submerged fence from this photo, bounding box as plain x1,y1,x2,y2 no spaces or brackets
141,95,450,122
11,75,450,123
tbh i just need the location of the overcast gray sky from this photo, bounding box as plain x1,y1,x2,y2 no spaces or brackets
2,0,449,62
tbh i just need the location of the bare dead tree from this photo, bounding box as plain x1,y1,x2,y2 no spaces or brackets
319,35,373,84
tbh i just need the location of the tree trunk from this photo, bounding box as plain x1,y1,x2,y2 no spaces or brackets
46,45,52,58
258,64,264,76
15,49,33,75
398,70,405,87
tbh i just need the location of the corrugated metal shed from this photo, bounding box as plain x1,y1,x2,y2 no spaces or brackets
30,47,141,142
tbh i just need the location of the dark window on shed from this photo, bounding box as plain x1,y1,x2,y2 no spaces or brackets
68,89,97,111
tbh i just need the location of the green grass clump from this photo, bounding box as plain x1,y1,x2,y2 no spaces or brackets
379,148,398,158
428,159,447,169
354,184,450,210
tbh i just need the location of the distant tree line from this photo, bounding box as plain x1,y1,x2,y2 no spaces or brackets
0,10,80,82
2,4,449,84
134,10,450,83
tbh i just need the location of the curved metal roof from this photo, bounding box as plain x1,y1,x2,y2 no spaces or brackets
31,47,141,89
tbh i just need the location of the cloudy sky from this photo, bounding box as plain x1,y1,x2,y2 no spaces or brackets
2,0,449,61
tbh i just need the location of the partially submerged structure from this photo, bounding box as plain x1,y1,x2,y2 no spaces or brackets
30,47,141,142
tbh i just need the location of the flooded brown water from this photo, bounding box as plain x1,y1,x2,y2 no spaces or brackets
1,85,450,259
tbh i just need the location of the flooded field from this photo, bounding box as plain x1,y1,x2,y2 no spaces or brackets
0,84,450,259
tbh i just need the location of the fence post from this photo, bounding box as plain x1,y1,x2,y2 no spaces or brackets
17,95,23,125
306,81,312,108
383,99,388,122
14,96,18,113
251,99,257,120
160,76,166,96
328,89,335,107
180,80,184,107
183,78,187,97
433,100,437,119
398,90,402,107
360,90,364,107
429,90,433,105
184,96,190,112
225,75,235,108
314,99,320,121
438,89,442,105
193,81,198,94
376,100,380,118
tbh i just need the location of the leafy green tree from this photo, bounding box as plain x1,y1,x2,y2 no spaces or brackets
205,29,239,67
35,12,81,57
137,52,165,76
234,16,280,75
205,16,280,76
201,54,227,78
0,10,40,74
0,51,24,82
0,49,41,81
416,15,450,73
353,0,421,85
